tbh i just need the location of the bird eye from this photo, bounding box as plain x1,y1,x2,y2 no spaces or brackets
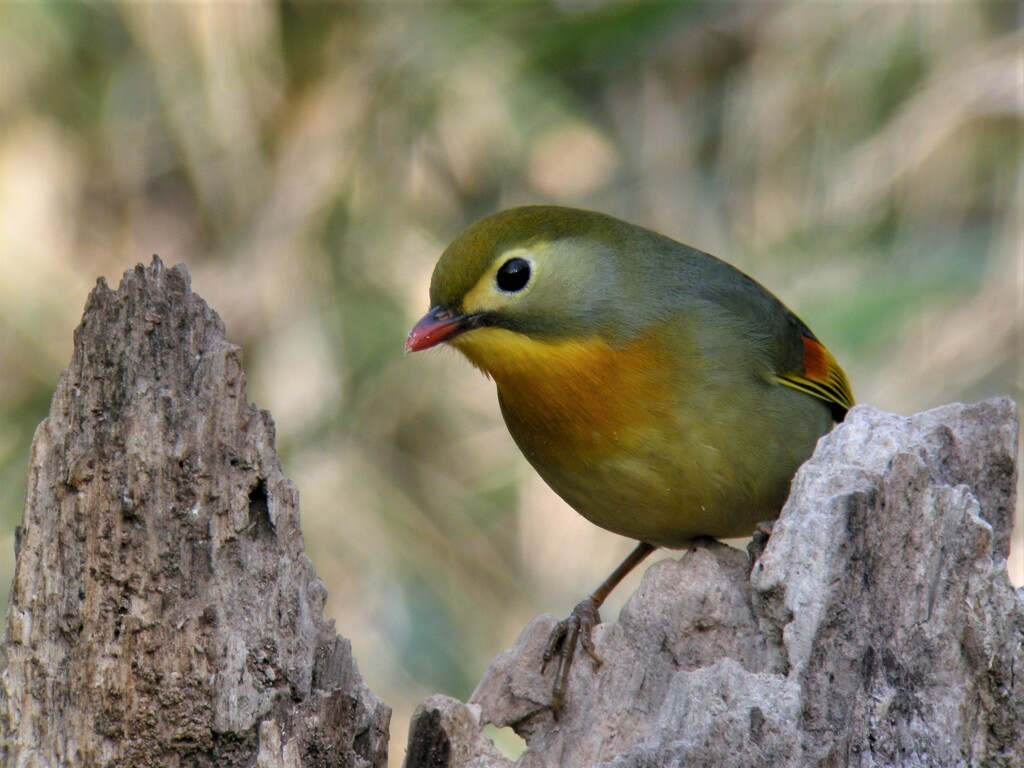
496,257,531,293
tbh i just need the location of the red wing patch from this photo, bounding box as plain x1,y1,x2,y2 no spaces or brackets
773,335,855,417
801,335,830,382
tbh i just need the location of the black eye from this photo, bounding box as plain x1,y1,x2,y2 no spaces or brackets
496,257,531,293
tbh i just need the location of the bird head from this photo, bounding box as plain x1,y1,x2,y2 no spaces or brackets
406,206,659,357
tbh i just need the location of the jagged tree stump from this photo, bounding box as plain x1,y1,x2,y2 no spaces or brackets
5,256,1022,768
1,258,389,767
406,400,1024,768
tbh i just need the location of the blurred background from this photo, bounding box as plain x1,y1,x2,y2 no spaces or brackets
0,2,1020,763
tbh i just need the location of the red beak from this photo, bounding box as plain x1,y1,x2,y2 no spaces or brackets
405,307,470,353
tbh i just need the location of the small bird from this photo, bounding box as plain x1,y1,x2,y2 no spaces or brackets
406,205,853,718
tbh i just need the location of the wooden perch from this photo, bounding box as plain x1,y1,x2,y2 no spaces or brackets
3,255,1022,768
1,258,389,767
405,399,1024,767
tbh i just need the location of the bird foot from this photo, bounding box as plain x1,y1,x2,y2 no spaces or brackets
541,596,603,721
747,520,775,572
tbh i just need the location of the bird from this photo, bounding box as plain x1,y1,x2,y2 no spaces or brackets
405,205,853,719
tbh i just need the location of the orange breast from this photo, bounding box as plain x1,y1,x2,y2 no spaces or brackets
452,328,679,469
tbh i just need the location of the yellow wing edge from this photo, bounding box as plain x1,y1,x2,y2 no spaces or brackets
773,336,855,416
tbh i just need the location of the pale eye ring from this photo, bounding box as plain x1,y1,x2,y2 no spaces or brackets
496,257,531,293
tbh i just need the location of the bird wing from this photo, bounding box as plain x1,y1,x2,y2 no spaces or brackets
773,333,854,422
628,236,855,423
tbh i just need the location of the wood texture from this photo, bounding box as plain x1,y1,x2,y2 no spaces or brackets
406,399,1024,768
1,258,389,767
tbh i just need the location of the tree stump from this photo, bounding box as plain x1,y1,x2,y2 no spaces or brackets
5,256,1022,768
406,399,1024,768
1,258,389,767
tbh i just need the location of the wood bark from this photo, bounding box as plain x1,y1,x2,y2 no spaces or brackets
1,258,389,767
405,399,1024,768
5,256,1022,768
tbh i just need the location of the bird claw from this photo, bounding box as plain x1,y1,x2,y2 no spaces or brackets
747,520,775,572
541,596,603,720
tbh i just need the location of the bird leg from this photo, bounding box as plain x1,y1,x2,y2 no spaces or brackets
541,541,656,720
746,520,775,571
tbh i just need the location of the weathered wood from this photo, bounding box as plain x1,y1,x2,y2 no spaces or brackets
405,400,1024,768
1,258,389,767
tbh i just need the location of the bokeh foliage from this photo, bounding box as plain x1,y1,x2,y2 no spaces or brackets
1,2,1020,762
